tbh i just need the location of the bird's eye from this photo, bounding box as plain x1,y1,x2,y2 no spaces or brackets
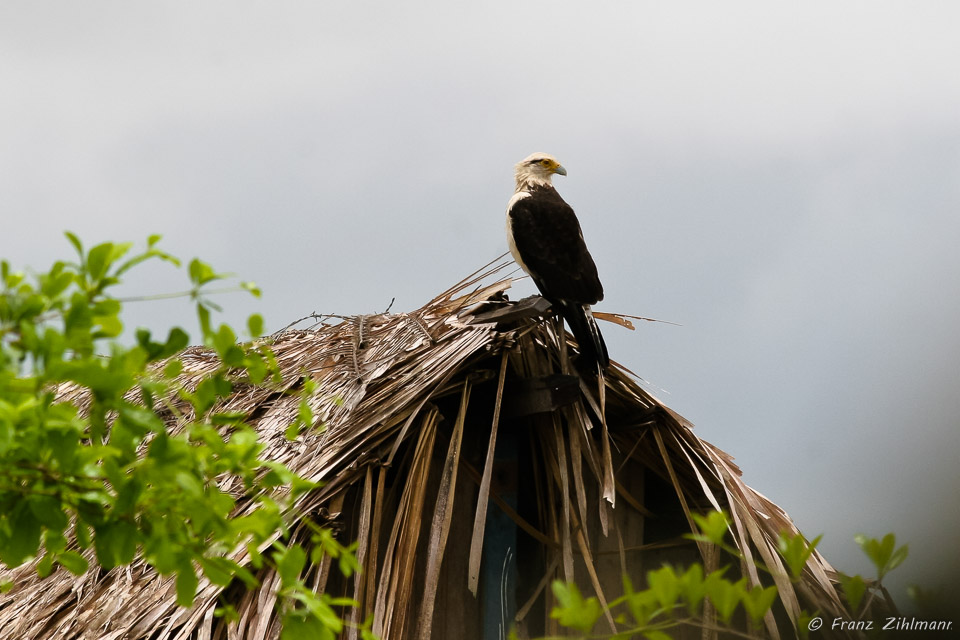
541,159,551,165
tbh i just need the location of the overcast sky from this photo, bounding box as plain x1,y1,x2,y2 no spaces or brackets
3,1,959,606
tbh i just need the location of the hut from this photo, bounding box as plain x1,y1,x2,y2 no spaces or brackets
0,259,869,639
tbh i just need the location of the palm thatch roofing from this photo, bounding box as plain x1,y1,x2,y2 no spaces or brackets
0,259,868,639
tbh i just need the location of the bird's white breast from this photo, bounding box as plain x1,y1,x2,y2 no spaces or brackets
505,191,532,275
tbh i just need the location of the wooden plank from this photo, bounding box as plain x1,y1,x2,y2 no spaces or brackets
468,296,553,325
502,375,580,418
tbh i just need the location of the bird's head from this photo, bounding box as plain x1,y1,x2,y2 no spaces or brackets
514,152,567,189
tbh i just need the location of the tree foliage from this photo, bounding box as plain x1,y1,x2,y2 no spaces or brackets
532,510,913,640
0,234,370,637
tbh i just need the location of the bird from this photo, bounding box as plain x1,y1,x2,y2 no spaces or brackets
506,152,609,370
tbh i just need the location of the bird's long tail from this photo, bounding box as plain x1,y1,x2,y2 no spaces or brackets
556,300,609,370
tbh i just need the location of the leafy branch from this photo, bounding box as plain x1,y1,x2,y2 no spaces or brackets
0,233,372,638
530,509,910,640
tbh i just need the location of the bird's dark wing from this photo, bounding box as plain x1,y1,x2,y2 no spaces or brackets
508,187,604,304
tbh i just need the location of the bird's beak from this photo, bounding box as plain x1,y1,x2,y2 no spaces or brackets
554,165,567,176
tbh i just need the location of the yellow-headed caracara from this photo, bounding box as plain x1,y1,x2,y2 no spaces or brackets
506,152,609,370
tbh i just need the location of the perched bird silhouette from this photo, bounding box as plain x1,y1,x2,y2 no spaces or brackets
506,152,608,370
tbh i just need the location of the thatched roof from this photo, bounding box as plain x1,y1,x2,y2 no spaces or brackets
0,259,863,639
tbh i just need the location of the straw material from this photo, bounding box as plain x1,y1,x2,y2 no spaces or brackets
0,259,868,639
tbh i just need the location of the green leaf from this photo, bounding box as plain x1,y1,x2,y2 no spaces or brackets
74,522,92,549
275,544,307,587
222,345,246,368
778,532,821,580
45,424,82,473
188,258,220,287
190,376,231,415
212,324,237,358
163,358,184,379
176,564,199,607
646,565,680,611
57,551,89,576
247,313,264,338
262,461,296,487
196,302,212,338
280,612,335,640
839,573,867,613
285,421,302,441
0,503,42,567
114,241,180,276
41,270,75,298
91,298,122,318
164,327,189,356
245,351,268,384
337,551,359,579
298,399,314,430
691,510,730,545
678,563,708,615
86,242,124,284
290,591,343,631
887,543,909,574
92,312,123,338
28,495,69,530
145,532,181,575
58,359,131,399
854,533,907,579
0,424,13,458
114,476,145,513
704,573,745,622
796,611,816,640
549,581,602,633
240,281,262,298
234,507,283,543
118,404,164,435
742,584,778,624
36,553,55,578
174,470,204,496
64,231,83,257
199,555,237,586
94,520,138,569
210,411,249,427
43,530,68,555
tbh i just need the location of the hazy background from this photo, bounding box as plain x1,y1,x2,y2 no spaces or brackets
3,1,958,607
